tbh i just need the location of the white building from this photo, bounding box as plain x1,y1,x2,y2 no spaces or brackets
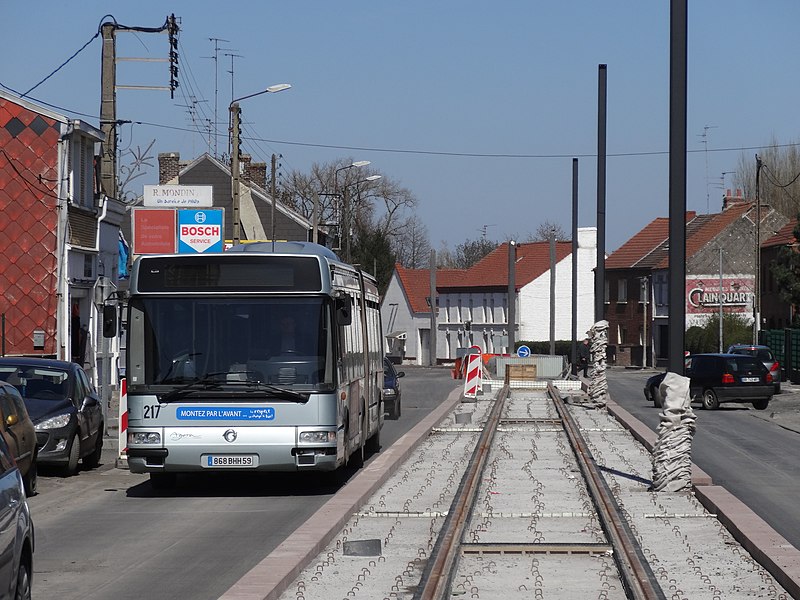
381,228,597,364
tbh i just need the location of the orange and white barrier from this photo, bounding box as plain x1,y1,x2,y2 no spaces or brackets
463,353,483,398
118,378,128,460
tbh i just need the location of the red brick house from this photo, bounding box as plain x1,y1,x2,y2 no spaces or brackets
604,192,787,367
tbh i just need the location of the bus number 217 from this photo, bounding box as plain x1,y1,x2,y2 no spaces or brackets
143,405,162,419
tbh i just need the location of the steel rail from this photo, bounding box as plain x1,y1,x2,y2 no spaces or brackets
413,384,509,600
548,382,666,600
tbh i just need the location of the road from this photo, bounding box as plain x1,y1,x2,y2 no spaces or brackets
606,366,800,550
28,365,460,600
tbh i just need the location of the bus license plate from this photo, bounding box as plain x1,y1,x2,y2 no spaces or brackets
203,454,259,468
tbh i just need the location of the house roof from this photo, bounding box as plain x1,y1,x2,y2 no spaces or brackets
606,203,758,270
393,240,575,315
763,219,798,248
395,264,465,314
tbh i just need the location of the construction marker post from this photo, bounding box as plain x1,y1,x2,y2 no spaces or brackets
117,378,128,466
463,347,483,399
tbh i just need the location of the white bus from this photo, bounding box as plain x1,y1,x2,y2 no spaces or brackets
116,242,383,489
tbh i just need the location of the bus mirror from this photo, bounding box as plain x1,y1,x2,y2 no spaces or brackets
335,296,352,326
102,304,117,338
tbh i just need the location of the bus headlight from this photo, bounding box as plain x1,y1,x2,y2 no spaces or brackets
299,431,335,444
129,432,161,445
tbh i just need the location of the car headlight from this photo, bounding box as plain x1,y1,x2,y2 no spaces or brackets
35,414,71,430
129,432,161,445
383,388,397,397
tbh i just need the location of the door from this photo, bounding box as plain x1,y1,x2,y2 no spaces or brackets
419,328,430,366
75,368,102,454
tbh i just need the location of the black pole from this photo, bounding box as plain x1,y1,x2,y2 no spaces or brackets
572,158,579,372
668,0,688,374
1,313,4,356
507,241,517,352
595,64,607,323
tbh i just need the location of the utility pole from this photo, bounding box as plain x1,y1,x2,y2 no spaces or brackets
507,241,517,352
230,102,241,244
754,154,763,344
549,228,556,355
100,23,117,201
271,153,277,251
430,250,437,367
595,64,607,323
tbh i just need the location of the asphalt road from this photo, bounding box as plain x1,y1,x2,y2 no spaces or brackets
27,365,460,600
606,366,800,550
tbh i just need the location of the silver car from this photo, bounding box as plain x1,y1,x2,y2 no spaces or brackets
727,344,781,393
0,434,33,599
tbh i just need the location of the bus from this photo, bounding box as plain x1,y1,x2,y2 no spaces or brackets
114,241,384,489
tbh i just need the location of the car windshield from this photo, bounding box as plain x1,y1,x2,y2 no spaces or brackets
725,356,765,373
0,366,70,401
732,347,774,362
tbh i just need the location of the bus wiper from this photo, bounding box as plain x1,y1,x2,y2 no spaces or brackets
229,380,310,403
159,372,228,402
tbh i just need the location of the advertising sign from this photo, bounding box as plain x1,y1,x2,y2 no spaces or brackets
178,209,224,254
143,184,213,207
685,277,754,314
132,208,176,254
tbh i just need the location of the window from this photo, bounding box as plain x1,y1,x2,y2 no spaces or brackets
70,135,96,208
604,280,610,303
639,278,648,304
445,299,451,323
488,297,495,324
654,272,668,305
617,279,627,303
617,324,627,344
84,254,94,278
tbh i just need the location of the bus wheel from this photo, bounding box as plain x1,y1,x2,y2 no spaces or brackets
150,472,177,490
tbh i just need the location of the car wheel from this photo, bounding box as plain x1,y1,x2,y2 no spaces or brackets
61,434,80,476
395,396,401,419
22,458,37,497
150,472,177,490
701,389,720,410
14,559,31,600
82,425,104,469
753,398,770,410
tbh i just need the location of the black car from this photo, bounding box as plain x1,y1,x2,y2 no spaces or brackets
383,357,405,420
727,344,782,394
0,434,33,599
643,353,773,410
0,358,104,476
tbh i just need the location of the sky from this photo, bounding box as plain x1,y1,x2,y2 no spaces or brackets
2,1,799,254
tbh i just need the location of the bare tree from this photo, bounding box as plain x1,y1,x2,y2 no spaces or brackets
392,215,430,269
735,138,800,220
527,220,569,242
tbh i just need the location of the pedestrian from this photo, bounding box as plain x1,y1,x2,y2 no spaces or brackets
578,338,590,378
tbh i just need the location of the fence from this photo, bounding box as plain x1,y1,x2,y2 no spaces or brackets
759,329,800,384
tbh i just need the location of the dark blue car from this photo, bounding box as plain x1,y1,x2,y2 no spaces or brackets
0,358,104,476
383,357,405,420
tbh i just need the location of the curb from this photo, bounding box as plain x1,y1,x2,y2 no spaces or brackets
606,390,800,596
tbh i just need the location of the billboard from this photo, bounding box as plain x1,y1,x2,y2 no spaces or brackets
132,208,177,254
178,209,224,254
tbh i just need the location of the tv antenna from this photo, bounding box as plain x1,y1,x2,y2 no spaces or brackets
478,224,496,239
203,37,231,157
697,125,718,213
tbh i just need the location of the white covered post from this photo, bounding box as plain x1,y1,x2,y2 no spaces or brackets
587,320,608,407
652,372,696,492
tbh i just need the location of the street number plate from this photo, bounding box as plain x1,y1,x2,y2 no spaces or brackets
202,454,259,468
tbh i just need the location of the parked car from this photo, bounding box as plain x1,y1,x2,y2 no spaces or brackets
644,353,773,410
0,382,37,496
0,433,33,599
0,358,104,476
727,344,781,394
383,357,405,420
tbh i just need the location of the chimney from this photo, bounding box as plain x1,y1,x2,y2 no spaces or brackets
722,187,747,211
158,152,181,184
243,161,267,189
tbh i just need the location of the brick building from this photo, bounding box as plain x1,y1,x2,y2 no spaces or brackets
604,192,787,367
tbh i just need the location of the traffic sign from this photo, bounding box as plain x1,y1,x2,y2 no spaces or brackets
178,209,224,253
517,345,531,358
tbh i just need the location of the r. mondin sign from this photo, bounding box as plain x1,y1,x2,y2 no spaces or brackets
144,185,213,207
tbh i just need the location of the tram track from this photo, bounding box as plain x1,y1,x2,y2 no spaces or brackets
265,380,791,600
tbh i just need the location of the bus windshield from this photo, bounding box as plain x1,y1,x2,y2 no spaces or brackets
128,296,333,392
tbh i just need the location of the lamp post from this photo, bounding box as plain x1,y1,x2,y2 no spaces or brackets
333,161,370,251
229,83,291,245
343,174,381,263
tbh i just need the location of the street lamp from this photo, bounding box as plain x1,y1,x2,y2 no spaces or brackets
229,83,291,245
343,175,381,262
332,160,370,251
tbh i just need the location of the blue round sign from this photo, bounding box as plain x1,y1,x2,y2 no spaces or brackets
517,345,531,358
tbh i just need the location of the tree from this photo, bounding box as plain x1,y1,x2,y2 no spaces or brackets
734,138,800,221
528,221,569,242
685,313,752,354
350,222,396,296
772,215,800,325
437,237,497,269
392,215,430,269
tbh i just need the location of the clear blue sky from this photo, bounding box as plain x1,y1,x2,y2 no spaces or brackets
3,1,798,253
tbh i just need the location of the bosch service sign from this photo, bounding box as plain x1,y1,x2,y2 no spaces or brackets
178,209,224,254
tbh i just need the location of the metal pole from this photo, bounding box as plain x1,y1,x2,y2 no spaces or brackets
550,229,556,355
312,193,319,244
430,249,437,367
719,247,724,352
572,158,579,371
595,64,607,323
668,0,688,375
271,153,277,251
230,102,241,244
642,278,648,367
754,155,763,344
507,241,517,352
